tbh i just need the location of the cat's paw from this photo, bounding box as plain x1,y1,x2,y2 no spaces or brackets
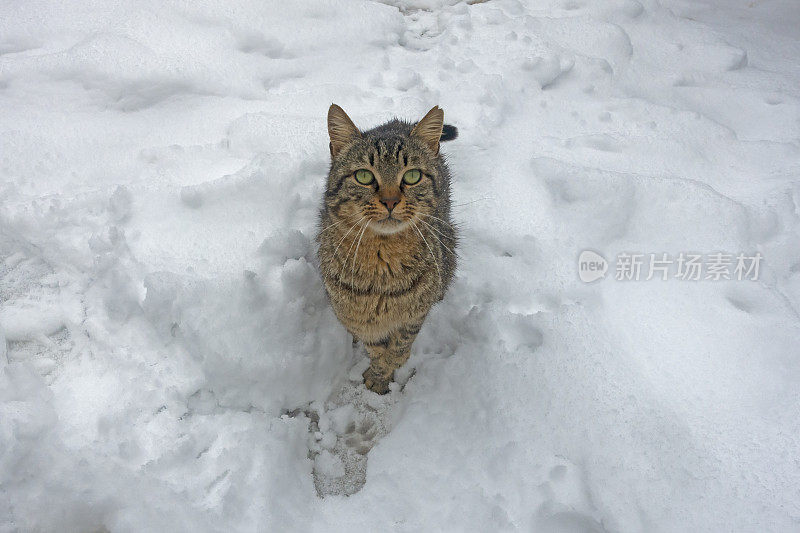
362,367,390,394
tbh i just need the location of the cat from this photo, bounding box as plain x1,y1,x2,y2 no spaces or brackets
316,104,458,394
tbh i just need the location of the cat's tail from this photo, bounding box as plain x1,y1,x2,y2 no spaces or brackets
441,124,458,142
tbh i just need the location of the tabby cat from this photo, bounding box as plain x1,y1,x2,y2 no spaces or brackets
317,104,458,394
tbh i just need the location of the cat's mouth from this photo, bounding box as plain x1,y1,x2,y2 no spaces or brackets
369,215,409,235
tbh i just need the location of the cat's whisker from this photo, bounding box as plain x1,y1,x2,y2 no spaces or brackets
452,197,494,209
410,219,441,278
339,217,366,282
424,230,456,258
414,216,455,241
332,216,366,262
317,214,359,236
416,218,456,256
417,212,458,230
351,220,370,288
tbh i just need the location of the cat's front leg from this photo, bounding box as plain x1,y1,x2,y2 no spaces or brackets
362,356,397,395
362,319,423,394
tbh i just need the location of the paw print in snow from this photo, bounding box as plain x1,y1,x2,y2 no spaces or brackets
343,417,379,455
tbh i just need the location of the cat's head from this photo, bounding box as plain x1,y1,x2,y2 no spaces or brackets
323,104,456,236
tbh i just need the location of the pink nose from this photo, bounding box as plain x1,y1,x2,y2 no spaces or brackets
381,196,400,212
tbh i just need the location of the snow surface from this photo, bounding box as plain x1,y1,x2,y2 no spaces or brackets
1,0,800,531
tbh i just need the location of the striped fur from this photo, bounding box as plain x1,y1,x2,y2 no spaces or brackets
317,105,458,393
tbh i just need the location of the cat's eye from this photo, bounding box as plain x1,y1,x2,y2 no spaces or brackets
354,169,374,185
403,169,422,185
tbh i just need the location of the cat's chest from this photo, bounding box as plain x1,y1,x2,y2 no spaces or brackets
322,230,437,331
359,235,421,280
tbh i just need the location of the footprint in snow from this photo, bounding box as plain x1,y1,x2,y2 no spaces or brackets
303,351,404,497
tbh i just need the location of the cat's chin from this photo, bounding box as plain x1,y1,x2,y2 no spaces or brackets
369,218,410,236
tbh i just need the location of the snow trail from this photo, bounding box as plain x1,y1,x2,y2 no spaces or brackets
307,355,399,498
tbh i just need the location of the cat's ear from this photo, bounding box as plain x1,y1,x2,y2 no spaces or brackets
411,106,445,155
328,104,361,157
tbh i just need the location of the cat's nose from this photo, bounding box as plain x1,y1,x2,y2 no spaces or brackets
380,196,400,212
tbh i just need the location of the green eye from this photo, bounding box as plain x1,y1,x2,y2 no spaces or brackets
354,169,374,185
403,169,422,185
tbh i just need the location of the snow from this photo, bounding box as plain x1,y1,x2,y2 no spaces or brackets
1,0,799,531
